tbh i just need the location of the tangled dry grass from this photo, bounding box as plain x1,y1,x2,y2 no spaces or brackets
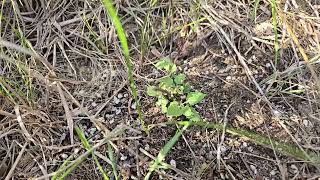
0,0,320,179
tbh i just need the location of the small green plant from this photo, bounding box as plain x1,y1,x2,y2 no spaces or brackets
144,58,206,179
147,57,206,122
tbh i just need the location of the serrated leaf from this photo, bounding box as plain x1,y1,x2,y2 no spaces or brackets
147,86,159,97
167,101,184,117
174,74,186,85
186,92,206,105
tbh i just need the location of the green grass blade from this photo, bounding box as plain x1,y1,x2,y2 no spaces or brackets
144,122,191,180
75,126,109,180
108,142,118,180
51,154,75,180
101,0,146,132
252,0,261,23
174,121,318,164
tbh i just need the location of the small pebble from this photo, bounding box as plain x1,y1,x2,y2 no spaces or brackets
170,159,176,167
242,142,248,147
120,155,127,161
79,90,85,95
145,144,150,151
290,164,298,173
266,63,271,68
113,96,120,104
124,93,128,98
131,102,137,109
74,148,80,154
94,134,101,139
270,169,277,176
226,76,232,81
91,102,97,107
96,93,102,98
61,154,68,159
115,108,121,115
89,127,97,135
117,93,123,99
303,119,311,127
250,165,257,174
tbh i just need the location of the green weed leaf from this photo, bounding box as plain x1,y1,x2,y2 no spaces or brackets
147,86,159,97
174,74,186,85
167,101,184,117
155,58,171,69
155,58,176,74
160,77,174,87
156,96,169,113
183,106,201,121
186,92,206,105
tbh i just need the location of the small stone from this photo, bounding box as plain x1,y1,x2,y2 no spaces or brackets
266,63,271,68
242,142,248,147
94,134,101,139
124,93,128,97
226,76,232,81
74,148,80,154
250,165,257,174
96,93,102,98
270,169,277,176
120,155,127,161
170,159,176,167
113,96,120,104
115,108,121,115
89,127,97,135
117,93,123,99
303,119,311,127
208,151,214,160
131,102,137,109
145,144,150,151
79,90,85,95
91,102,97,107
61,154,68,159
290,164,298,173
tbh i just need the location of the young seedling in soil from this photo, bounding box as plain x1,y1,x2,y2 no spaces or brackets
147,57,206,122
145,58,206,179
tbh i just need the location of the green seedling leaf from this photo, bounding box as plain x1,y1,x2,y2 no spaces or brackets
156,96,169,113
190,113,201,122
160,77,174,87
155,57,171,70
174,74,186,85
155,58,177,74
144,122,190,180
183,106,201,121
179,84,191,93
168,64,177,74
147,86,159,97
167,101,184,117
186,92,206,105
183,106,193,117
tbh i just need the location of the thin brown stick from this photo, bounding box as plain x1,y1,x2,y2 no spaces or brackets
14,106,35,143
4,143,27,180
56,83,74,144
